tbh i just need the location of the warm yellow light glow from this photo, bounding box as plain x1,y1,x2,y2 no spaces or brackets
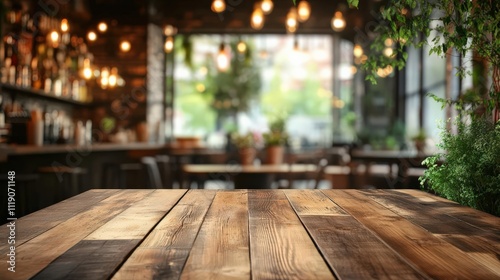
353,44,363,58
297,1,311,22
100,67,109,87
109,68,118,87
199,66,208,76
164,36,174,53
286,7,298,33
83,68,93,80
87,31,97,41
50,31,59,43
216,43,230,72
261,0,273,15
383,47,394,57
211,0,226,13
61,19,69,32
376,65,394,78
331,11,346,32
120,40,131,52
98,22,108,32
384,38,394,47
196,83,206,92
251,8,265,30
237,41,247,53
164,25,177,36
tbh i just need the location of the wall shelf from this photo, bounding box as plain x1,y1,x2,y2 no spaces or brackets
0,83,92,107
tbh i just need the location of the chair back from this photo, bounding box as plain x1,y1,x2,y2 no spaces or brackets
141,157,163,189
313,158,328,189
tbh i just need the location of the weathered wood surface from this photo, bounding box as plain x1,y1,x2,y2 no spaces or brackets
1,189,499,280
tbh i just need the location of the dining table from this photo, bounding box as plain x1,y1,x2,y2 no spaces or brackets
1,189,499,279
182,164,319,189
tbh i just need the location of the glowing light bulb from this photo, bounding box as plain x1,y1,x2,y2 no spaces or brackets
261,0,273,15
237,41,247,53
297,1,311,22
353,44,363,58
98,22,108,32
211,0,226,13
331,11,346,32
251,8,265,30
87,31,97,41
164,25,177,36
164,36,174,53
216,43,230,72
286,7,298,33
120,40,131,52
50,31,59,43
60,19,69,32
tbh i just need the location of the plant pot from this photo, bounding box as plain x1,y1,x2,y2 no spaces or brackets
414,140,426,152
266,145,284,164
239,147,256,165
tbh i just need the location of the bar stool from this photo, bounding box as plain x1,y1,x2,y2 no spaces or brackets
100,162,142,188
38,166,88,201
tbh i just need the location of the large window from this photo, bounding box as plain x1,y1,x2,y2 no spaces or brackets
172,34,351,149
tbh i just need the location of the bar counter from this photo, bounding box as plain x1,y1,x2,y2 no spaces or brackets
1,189,498,279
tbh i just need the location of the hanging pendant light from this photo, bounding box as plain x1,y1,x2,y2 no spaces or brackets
331,11,346,32
237,40,247,54
297,1,311,22
251,8,265,30
216,43,230,72
286,7,298,33
211,0,226,13
260,0,274,15
164,36,174,53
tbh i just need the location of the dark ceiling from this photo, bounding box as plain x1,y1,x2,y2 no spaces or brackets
23,0,388,42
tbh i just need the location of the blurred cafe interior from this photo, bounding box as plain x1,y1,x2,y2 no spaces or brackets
0,0,478,218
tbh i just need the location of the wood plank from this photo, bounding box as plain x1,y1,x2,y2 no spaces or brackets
180,190,250,279
284,189,347,216
397,189,500,233
362,190,500,275
0,189,119,249
0,190,155,279
113,190,216,279
32,189,186,279
248,190,334,279
323,189,500,279
285,190,427,279
302,216,428,280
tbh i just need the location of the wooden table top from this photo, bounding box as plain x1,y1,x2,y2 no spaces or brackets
1,189,499,279
183,164,318,174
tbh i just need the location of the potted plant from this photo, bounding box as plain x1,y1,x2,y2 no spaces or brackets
231,132,258,165
263,118,288,164
354,0,499,215
411,129,427,152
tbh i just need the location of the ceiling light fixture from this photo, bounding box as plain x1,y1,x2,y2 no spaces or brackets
60,19,69,32
98,22,108,32
211,0,226,13
297,1,311,22
251,8,265,30
120,40,131,52
216,42,230,72
331,11,346,32
260,0,274,15
286,7,298,33
87,31,97,41
164,36,174,53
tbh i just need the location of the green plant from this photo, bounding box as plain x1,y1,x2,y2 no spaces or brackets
231,132,256,149
411,129,427,141
420,117,500,216
263,117,288,147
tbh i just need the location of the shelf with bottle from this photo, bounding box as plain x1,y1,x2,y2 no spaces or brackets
1,4,95,107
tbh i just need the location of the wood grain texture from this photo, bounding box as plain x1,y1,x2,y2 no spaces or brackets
248,190,334,280
0,189,119,249
113,190,216,280
181,190,250,280
363,190,500,275
84,190,186,240
397,189,500,233
1,190,155,279
323,189,500,280
32,240,139,280
284,189,346,216
285,190,427,279
30,190,187,279
300,215,428,280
